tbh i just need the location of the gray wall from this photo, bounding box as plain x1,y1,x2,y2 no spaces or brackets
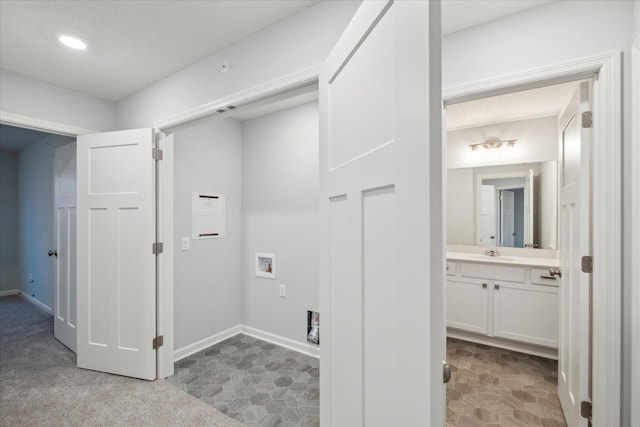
173,117,243,350
241,102,319,344
442,1,634,422
17,135,74,308
0,149,19,292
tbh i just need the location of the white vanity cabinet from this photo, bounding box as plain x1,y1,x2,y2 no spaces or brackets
446,258,559,358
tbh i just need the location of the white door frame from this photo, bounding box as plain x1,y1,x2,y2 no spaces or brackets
153,64,320,378
443,50,622,426
631,35,640,427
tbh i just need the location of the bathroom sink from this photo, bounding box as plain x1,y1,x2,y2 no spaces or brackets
469,255,517,262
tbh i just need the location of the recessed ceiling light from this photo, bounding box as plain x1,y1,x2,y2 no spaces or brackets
59,35,87,50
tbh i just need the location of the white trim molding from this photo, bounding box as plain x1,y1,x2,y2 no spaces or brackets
173,325,319,364
18,291,53,315
0,289,20,298
0,111,96,136
443,50,622,427
241,326,320,359
631,35,640,427
155,64,321,131
173,325,242,363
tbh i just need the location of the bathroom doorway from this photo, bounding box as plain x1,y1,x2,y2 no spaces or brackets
443,77,593,426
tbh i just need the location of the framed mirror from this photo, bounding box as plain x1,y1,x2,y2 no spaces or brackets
447,161,557,249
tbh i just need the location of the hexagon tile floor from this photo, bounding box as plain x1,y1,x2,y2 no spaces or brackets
446,338,567,427
167,334,319,427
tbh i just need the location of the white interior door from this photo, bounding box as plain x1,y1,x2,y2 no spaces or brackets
558,82,591,426
54,142,77,353
524,168,535,246
501,190,515,247
480,184,496,246
77,128,156,380
319,1,443,426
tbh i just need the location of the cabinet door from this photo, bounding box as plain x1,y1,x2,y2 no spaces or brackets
446,279,488,334
492,281,558,348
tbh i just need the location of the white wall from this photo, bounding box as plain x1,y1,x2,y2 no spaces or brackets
17,135,75,308
241,102,319,344
443,1,634,422
447,116,557,169
0,149,19,292
0,70,117,132
446,168,474,245
539,159,558,249
172,117,242,350
116,1,360,129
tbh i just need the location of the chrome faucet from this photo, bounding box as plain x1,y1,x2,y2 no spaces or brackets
484,248,500,257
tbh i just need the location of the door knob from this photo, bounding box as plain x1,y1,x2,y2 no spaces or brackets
549,267,562,278
443,361,451,384
48,250,58,257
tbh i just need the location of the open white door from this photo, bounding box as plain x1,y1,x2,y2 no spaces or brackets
480,184,496,246
558,82,591,426
319,1,443,426
77,128,156,380
524,168,535,247
500,190,515,247
54,142,77,353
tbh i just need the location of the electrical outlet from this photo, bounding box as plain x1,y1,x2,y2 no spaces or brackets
182,237,190,251
279,284,286,298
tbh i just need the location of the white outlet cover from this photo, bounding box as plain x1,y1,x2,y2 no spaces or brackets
279,284,286,297
182,237,190,251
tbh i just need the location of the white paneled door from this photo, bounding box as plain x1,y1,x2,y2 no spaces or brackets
558,82,591,427
77,129,156,380
54,142,77,353
319,1,443,426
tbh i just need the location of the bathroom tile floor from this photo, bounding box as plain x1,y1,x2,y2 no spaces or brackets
167,334,319,427
446,338,567,427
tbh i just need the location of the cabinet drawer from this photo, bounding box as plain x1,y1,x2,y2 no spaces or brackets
446,261,456,276
459,262,525,282
531,268,559,286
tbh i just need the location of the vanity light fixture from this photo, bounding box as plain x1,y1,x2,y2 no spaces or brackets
469,136,517,151
59,35,87,50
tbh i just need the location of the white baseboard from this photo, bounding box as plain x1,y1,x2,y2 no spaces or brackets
174,325,242,362
447,329,557,360
0,289,20,297
173,324,320,362
240,325,320,359
18,291,53,315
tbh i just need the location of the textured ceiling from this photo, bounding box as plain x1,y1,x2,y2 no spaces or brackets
446,80,581,130
0,0,555,102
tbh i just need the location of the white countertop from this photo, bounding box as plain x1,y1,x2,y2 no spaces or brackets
447,251,560,268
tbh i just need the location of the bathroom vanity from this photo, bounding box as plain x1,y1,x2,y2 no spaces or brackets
446,250,560,359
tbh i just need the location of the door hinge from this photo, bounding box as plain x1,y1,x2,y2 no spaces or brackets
582,111,593,128
580,400,592,420
581,255,593,273
153,335,164,350
152,242,164,255
152,147,163,160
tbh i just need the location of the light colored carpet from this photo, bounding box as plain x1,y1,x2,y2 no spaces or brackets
0,295,242,427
